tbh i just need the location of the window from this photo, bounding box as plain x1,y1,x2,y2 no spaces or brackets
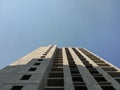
38,59,43,61
34,63,40,65
47,78,64,86
41,56,45,58
43,53,47,55
45,87,64,90
94,77,107,82
108,72,120,77
11,86,23,90
20,75,31,80
101,86,115,90
115,79,120,83
29,68,37,71
49,72,63,78
74,86,87,90
72,77,84,82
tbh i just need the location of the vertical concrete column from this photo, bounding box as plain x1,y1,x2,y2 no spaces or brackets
69,48,102,90
77,48,120,90
62,48,74,90
46,45,57,59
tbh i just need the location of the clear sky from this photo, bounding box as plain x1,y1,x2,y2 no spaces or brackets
0,0,120,69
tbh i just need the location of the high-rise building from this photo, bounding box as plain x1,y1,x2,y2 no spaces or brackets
0,45,120,90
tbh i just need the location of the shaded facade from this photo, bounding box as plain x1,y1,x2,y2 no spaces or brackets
0,45,120,90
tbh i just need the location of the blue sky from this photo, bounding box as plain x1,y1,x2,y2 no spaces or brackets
0,0,120,69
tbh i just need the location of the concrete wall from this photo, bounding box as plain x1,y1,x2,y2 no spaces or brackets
0,45,120,90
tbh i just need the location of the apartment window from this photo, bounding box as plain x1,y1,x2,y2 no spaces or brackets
45,87,64,90
74,86,87,90
71,70,80,74
20,75,31,80
43,53,47,55
41,56,45,58
101,86,115,90
38,59,43,61
94,77,107,82
29,68,37,71
49,72,63,78
11,86,23,90
47,78,64,86
89,70,99,74
34,63,40,65
72,77,84,82
108,72,120,77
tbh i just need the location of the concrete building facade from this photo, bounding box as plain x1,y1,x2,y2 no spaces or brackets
0,45,120,90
